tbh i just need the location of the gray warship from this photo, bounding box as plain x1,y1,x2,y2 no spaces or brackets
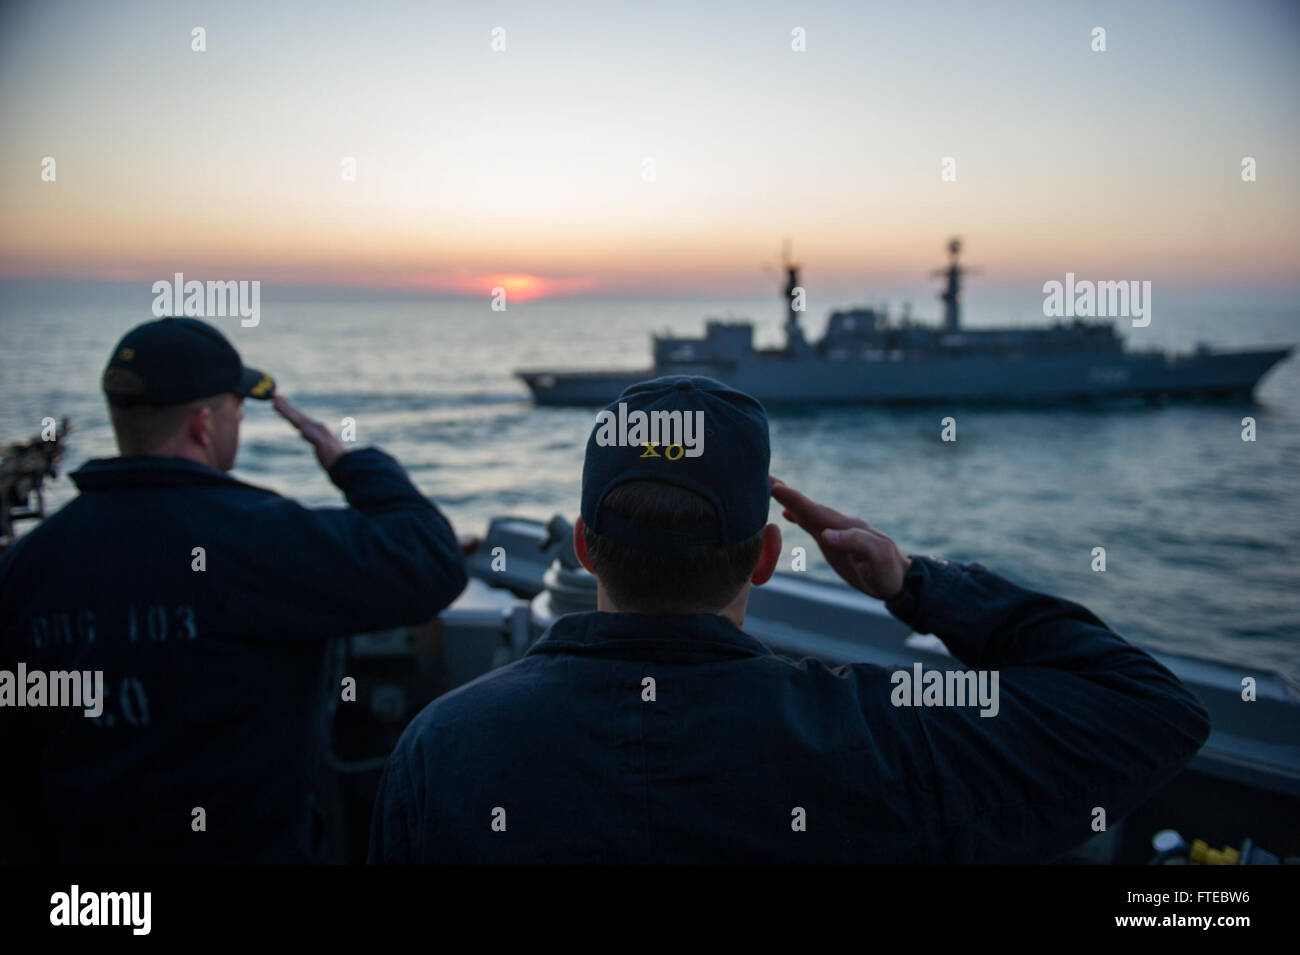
516,239,1293,406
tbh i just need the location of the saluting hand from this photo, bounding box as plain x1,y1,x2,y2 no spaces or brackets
274,393,347,471
770,477,911,601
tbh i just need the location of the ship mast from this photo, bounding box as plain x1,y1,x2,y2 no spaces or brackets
780,239,809,354
933,237,965,333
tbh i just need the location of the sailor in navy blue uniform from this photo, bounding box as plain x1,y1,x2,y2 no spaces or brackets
369,375,1209,864
0,318,467,862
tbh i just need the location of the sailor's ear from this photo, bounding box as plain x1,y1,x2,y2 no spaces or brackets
751,523,782,586
573,516,596,575
188,402,213,448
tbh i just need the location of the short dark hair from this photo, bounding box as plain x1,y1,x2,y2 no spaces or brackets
583,480,765,614
108,394,224,454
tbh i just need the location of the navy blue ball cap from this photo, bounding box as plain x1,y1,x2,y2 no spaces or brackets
581,375,771,551
102,317,275,408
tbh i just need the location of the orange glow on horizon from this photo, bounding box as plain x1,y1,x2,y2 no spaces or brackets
462,273,598,301
487,274,541,302
385,272,599,300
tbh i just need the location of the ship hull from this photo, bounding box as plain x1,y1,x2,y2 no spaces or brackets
518,347,1293,407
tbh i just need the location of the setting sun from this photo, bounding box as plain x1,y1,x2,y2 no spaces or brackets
479,273,596,302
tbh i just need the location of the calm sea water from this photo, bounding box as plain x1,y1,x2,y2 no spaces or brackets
2,291,1298,681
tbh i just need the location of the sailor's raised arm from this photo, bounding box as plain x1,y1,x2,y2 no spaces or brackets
772,478,1212,862
242,395,469,637
884,556,1210,861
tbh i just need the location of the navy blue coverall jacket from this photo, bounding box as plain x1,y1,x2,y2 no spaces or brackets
369,556,1211,863
0,448,467,863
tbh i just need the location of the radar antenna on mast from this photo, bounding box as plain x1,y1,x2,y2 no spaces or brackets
930,236,981,332
770,238,808,354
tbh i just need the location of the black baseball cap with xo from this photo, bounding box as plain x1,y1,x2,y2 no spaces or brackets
102,317,275,408
581,375,771,553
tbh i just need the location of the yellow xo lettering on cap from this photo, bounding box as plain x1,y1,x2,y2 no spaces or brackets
640,443,685,460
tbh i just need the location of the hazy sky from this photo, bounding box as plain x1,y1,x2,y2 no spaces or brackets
1,0,1297,301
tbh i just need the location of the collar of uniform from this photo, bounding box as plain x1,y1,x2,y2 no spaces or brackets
526,610,773,662
70,455,271,492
